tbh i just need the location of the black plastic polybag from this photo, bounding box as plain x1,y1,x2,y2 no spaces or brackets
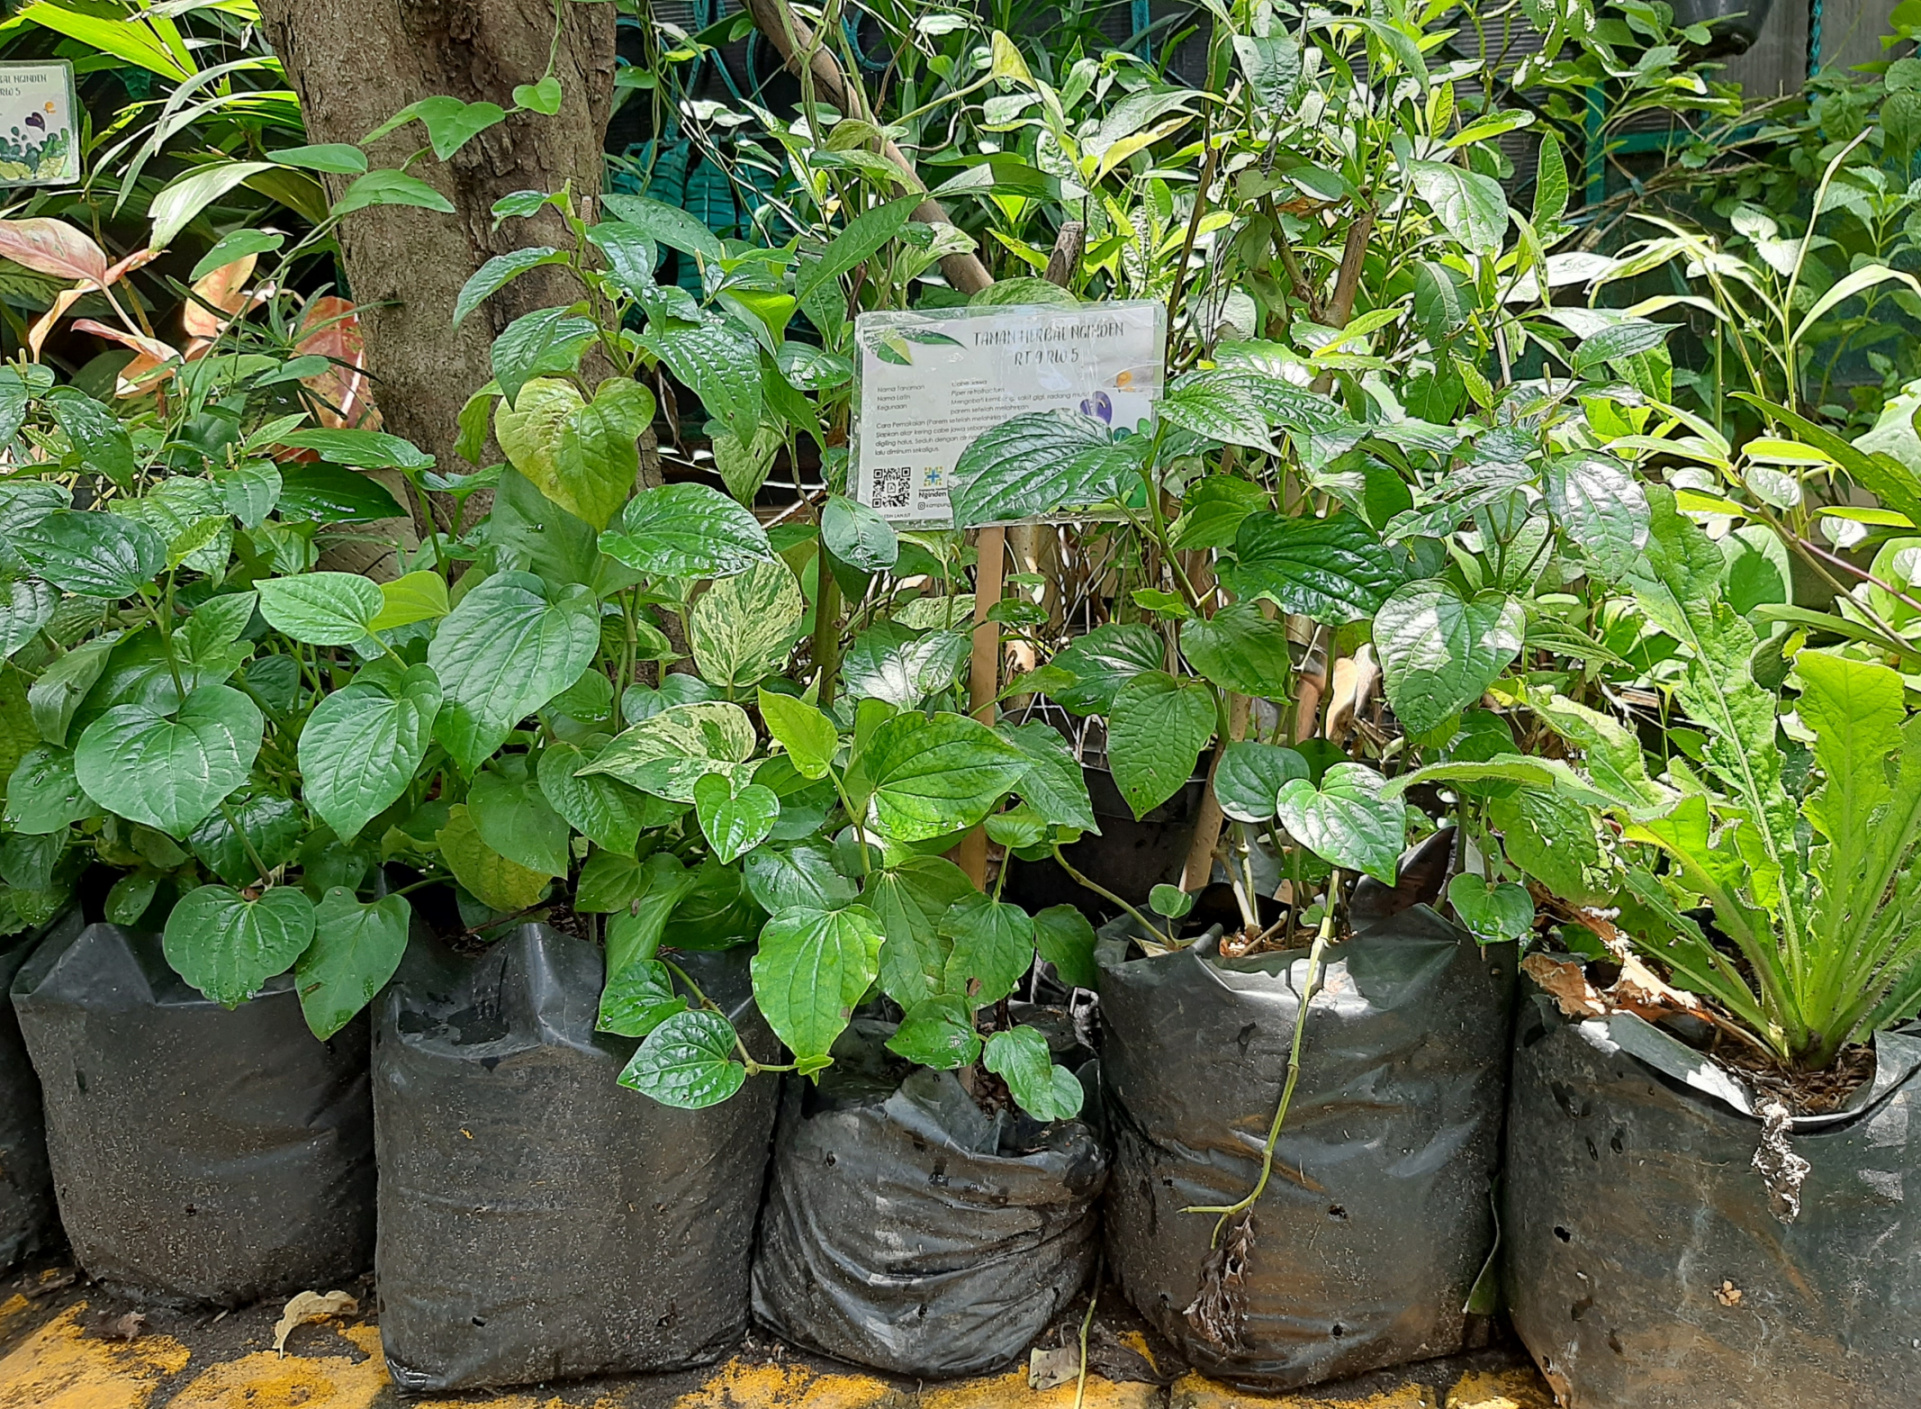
374,925,779,1392
10,921,375,1306
1507,988,1921,1408
0,910,78,1270
752,1023,1109,1378
1097,857,1514,1390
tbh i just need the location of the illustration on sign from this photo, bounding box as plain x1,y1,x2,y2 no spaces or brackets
0,62,78,186
850,300,1166,527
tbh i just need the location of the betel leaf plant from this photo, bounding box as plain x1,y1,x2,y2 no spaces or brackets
430,180,1108,1125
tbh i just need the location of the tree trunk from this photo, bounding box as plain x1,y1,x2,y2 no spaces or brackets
256,0,616,478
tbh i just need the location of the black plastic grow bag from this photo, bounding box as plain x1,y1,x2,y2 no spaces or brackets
0,911,78,1270
9,921,375,1306
751,1021,1109,1378
1506,988,1921,1408
1097,860,1514,1390
373,925,779,1393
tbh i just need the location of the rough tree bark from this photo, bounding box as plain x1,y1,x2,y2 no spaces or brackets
256,0,617,476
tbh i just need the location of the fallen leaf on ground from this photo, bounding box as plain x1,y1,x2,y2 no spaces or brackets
99,1311,145,1341
1522,952,1607,1018
273,1289,359,1354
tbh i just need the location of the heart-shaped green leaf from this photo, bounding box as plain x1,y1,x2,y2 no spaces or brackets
581,700,757,802
1276,762,1405,883
758,688,840,780
860,711,1029,841
983,1024,1083,1122
14,510,165,599
618,1008,746,1108
1221,512,1405,625
427,571,599,770
5,746,93,834
469,763,570,876
1033,905,1098,988
750,903,885,1066
162,884,316,1008
538,740,656,853
295,889,410,1039
940,892,1035,1006
693,771,779,864
998,721,1098,834
1374,580,1526,737
1108,671,1215,818
1180,601,1295,697
599,482,776,580
886,995,980,1069
74,683,263,838
866,856,975,1006
597,956,686,1038
690,559,803,689
255,571,384,645
1212,741,1308,823
299,662,441,842
1446,873,1535,944
0,578,54,660
437,803,550,912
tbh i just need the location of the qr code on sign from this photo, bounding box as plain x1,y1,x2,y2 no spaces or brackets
871,463,910,510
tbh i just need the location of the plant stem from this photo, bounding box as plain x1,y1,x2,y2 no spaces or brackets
1074,1252,1103,1409
661,957,793,1074
1051,845,1172,948
1183,870,1341,1246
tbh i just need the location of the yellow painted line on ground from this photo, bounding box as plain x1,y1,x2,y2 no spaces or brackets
163,1323,387,1409
921,1369,1160,1409
1441,1369,1553,1409
0,1301,191,1409
668,1357,906,1409
1170,1373,1438,1409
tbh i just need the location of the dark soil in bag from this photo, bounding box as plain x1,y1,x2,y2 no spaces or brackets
751,1021,1109,1378
1507,987,1921,1408
1097,856,1514,1391
373,924,779,1393
0,911,79,1271
9,921,375,1306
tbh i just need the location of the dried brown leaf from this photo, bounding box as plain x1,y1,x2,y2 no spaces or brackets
272,1289,359,1355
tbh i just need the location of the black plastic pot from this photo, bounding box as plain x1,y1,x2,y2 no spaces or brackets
751,1021,1109,1378
1670,0,1773,55
373,925,779,1393
1096,844,1515,1391
1506,987,1921,1408
0,911,79,1271
10,922,375,1306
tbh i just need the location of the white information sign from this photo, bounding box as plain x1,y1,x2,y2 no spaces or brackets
0,63,78,187
851,300,1166,527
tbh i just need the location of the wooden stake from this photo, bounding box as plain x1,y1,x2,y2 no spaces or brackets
957,526,1006,885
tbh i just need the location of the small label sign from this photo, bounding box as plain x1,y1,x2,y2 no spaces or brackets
0,62,77,187
851,300,1165,527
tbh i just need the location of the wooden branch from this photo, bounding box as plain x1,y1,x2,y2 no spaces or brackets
740,0,993,294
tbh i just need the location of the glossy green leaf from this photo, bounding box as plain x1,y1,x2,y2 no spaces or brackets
822,494,898,573
1408,160,1510,254
619,1008,747,1107
751,903,885,1066
332,169,456,218
555,378,655,530
469,764,570,876
842,622,969,707
162,884,315,1008
47,390,135,491
74,683,262,837
694,771,780,864
1212,741,1307,822
1545,454,1649,582
453,246,564,327
188,791,300,887
867,855,976,1006
1374,581,1525,736
295,889,410,1039
5,746,92,834
998,721,1097,833
744,838,860,914
370,572,450,632
1108,671,1214,818
861,711,1029,841
1221,512,1404,625
1276,763,1405,883
940,892,1035,1006
1180,601,1294,697
797,194,921,304
427,571,599,769
1446,874,1534,944
886,995,980,1069
0,579,54,660
1033,904,1098,988
949,410,1138,527
14,511,165,599
600,482,776,579
492,307,596,407
538,740,656,853
255,571,383,645
1048,624,1162,715
597,957,686,1038
299,662,440,842
758,688,839,780
983,1025,1083,1121
639,324,762,444
601,191,725,261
